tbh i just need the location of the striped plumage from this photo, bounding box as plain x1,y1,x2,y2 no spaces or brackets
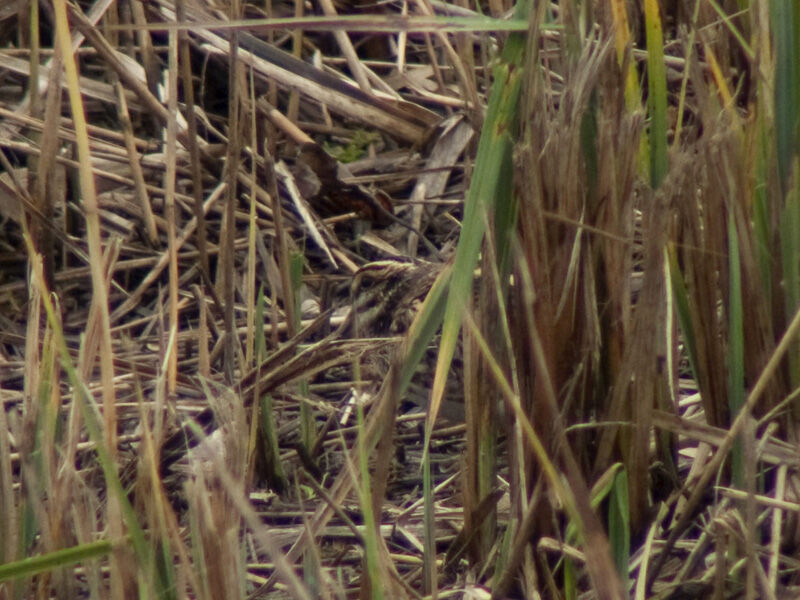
121,259,452,503
347,259,444,337
347,258,464,421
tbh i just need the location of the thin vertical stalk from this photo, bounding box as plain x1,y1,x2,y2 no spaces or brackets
644,0,668,188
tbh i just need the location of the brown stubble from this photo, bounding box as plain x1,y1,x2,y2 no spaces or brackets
221,0,242,382
594,182,669,534
30,38,64,290
674,56,784,434
177,0,209,278
188,384,250,600
462,241,506,565
583,54,649,531
515,37,615,487
513,24,632,595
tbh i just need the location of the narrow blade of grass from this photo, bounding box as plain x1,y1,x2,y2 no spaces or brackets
728,208,745,487
0,539,116,582
608,468,630,580
643,0,668,188
427,0,528,450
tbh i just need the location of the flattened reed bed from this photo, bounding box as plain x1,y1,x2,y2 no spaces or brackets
2,1,800,598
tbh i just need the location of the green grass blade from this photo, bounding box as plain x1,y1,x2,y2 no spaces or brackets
564,557,577,600
608,0,641,112
129,14,533,34
771,1,799,188
427,0,528,448
781,174,800,400
644,0,668,188
422,451,435,595
608,468,630,581
727,208,745,487
565,462,623,543
252,286,287,493
752,108,773,300
0,539,114,582
23,233,156,590
667,246,701,397
357,405,383,600
291,251,315,449
395,265,452,396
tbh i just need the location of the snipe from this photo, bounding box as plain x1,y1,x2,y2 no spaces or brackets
344,258,464,422
346,258,444,338
120,258,455,504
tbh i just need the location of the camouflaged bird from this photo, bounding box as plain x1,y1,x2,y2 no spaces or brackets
120,258,456,503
